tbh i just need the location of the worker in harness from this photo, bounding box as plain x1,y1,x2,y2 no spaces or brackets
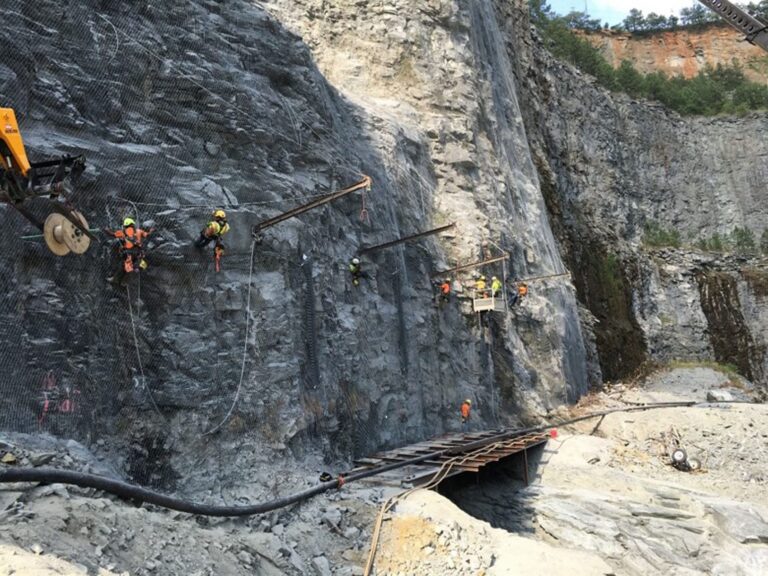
104,217,153,283
439,278,451,305
509,281,528,306
349,257,362,287
195,209,230,271
432,277,451,307
475,274,487,298
460,399,472,432
491,276,502,298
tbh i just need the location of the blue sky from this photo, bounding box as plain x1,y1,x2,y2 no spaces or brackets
548,1,697,25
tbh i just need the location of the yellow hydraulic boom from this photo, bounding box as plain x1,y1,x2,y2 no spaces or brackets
1,107,94,255
1,108,32,176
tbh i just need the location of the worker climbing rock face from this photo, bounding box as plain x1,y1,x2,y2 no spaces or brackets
349,257,362,287
508,279,528,306
460,399,472,432
196,209,230,248
491,276,502,297
439,278,451,304
196,209,230,271
104,217,153,283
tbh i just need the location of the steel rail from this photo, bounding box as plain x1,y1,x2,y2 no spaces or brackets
431,253,509,278
357,223,455,255
253,175,371,234
697,1,768,53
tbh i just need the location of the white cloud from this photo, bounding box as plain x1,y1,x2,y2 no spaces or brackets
591,0,695,16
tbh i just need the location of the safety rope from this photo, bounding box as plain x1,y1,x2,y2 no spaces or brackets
125,283,163,419
359,183,369,224
203,237,258,436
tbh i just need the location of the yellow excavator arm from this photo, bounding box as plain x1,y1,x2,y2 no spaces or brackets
0,107,31,176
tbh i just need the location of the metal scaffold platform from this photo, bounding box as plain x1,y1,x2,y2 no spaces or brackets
353,430,550,487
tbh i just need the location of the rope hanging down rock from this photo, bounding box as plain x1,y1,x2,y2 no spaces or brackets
203,237,259,436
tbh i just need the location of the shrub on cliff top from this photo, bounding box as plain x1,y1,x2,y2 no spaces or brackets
530,4,768,116
643,222,681,248
731,226,757,255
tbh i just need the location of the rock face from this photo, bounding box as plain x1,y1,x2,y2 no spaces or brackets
500,2,768,385
0,0,594,493
579,25,768,83
1,0,767,497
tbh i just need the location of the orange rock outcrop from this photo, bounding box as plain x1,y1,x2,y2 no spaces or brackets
580,24,768,82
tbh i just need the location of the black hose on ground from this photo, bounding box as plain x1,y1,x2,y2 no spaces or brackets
0,400,760,517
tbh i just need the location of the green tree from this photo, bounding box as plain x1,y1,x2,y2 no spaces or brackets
643,221,681,248
709,233,726,252
746,1,768,21
645,13,669,30
623,8,645,31
615,60,644,95
529,0,553,26
731,227,757,254
530,5,768,117
562,10,603,31
680,4,716,26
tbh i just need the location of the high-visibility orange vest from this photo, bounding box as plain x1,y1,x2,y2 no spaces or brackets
460,402,471,419
114,226,149,250
518,284,528,297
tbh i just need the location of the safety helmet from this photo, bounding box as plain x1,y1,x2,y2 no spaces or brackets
480,275,486,280
123,217,136,228
492,276,498,280
444,279,450,284
465,399,472,405
213,209,226,220
351,257,360,265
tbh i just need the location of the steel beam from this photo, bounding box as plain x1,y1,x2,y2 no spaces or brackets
357,223,455,255
431,253,509,278
253,175,371,234
697,0,768,53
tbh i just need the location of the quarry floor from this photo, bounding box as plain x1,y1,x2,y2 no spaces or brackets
0,367,766,575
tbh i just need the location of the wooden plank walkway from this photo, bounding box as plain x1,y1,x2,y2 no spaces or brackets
353,431,549,487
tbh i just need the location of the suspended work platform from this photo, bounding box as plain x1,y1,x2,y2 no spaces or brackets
472,292,506,313
353,430,550,488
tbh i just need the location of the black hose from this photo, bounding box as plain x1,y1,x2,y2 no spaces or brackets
0,400,759,517
0,467,339,517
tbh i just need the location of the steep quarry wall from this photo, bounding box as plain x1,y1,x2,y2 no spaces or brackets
0,0,594,493
3,0,766,501
498,2,768,385
580,24,768,82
